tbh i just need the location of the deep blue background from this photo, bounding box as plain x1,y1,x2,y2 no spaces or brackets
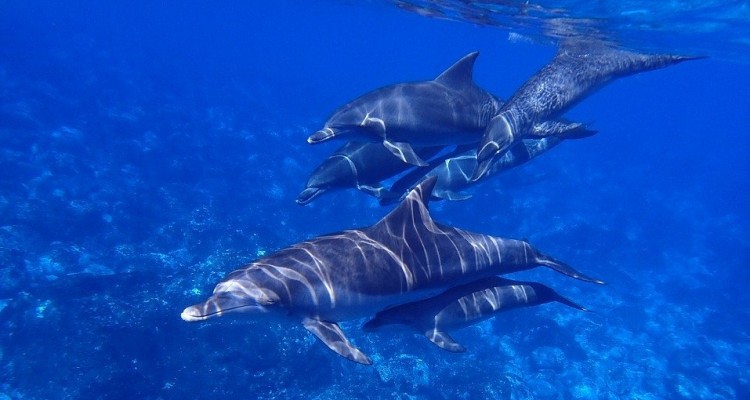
1,1,749,399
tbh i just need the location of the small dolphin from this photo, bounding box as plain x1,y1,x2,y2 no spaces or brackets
297,141,442,205
182,177,603,365
307,52,502,166
473,42,702,180
364,276,586,352
381,121,595,204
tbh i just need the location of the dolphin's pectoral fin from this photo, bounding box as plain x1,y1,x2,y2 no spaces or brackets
358,183,405,205
303,318,372,365
425,329,466,353
356,183,388,199
383,140,429,166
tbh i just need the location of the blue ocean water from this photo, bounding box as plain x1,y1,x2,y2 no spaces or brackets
1,0,749,399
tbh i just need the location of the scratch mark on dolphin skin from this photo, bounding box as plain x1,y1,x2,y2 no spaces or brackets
309,250,337,306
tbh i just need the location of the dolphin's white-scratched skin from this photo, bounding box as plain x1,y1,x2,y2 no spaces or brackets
296,141,442,205
381,121,595,204
472,42,704,180
363,276,586,352
181,177,603,365
363,276,585,352
307,52,502,166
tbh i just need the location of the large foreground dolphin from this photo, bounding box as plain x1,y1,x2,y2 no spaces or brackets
182,177,603,365
296,142,442,205
473,42,702,179
381,121,595,204
307,52,502,166
363,276,586,352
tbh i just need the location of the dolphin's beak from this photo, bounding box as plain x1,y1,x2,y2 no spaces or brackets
296,187,324,205
181,292,265,322
472,114,515,181
307,128,336,144
471,142,498,181
181,304,212,322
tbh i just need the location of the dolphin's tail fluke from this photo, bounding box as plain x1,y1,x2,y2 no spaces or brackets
554,294,588,312
362,317,387,331
529,120,598,140
530,246,605,284
528,281,589,311
638,53,707,73
376,189,403,206
674,55,709,63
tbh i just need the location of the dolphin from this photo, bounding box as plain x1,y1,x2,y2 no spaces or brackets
381,121,595,204
296,141,442,205
363,276,587,352
181,177,603,365
306,52,502,166
473,42,703,180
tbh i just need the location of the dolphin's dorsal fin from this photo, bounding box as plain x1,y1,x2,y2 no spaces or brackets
434,51,479,89
375,176,439,232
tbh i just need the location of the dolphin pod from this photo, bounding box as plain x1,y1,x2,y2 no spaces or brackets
299,52,593,205
302,42,698,204
183,41,699,364
363,276,586,352
182,177,603,364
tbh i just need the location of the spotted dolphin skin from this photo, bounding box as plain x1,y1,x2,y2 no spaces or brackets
307,52,502,166
381,121,595,204
472,42,703,180
296,141,442,205
181,177,603,365
363,276,587,352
